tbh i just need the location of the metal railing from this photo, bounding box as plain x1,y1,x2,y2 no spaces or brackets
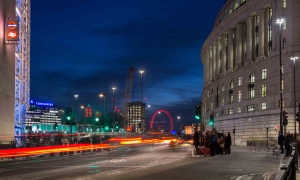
275,150,296,180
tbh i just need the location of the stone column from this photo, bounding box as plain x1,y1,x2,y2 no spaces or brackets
212,44,216,77
236,23,242,68
259,9,266,58
228,29,234,71
216,39,221,75
222,34,227,74
246,16,253,62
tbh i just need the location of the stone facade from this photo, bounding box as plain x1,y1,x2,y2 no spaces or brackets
201,0,300,146
0,0,16,143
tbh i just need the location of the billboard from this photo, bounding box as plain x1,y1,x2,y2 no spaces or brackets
85,107,92,118
5,19,19,43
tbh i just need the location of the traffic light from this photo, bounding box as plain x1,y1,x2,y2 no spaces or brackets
66,107,72,116
296,112,299,122
53,123,58,129
195,105,201,120
209,114,214,126
283,111,288,126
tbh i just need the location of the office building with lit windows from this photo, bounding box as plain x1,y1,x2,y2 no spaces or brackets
26,100,62,131
127,102,146,133
201,0,300,145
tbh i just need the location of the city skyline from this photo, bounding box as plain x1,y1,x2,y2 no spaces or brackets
30,0,224,129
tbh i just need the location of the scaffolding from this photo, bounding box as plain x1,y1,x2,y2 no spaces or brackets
15,0,30,136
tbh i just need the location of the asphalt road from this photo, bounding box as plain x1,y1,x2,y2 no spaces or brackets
0,144,283,180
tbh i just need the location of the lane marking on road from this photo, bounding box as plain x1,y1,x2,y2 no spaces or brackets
109,159,126,163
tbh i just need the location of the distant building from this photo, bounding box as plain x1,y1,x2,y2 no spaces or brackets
127,102,146,132
26,100,62,131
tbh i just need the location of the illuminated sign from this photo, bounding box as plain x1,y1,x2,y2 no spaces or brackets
30,100,54,107
85,107,92,118
5,20,19,43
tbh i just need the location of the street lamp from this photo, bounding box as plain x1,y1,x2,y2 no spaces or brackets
139,70,144,102
99,94,106,116
81,105,86,132
74,94,78,120
291,57,298,132
112,87,116,126
277,18,284,134
177,116,180,120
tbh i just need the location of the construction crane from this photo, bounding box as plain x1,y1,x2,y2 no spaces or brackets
122,67,134,130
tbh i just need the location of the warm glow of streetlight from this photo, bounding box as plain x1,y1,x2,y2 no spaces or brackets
81,106,84,109
276,18,284,24
177,116,180,119
139,70,144,74
112,87,116,91
74,94,78,98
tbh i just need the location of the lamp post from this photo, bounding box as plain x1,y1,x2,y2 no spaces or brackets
277,18,284,134
139,70,144,102
81,105,86,132
74,94,78,133
291,56,299,170
112,87,116,126
291,57,298,132
99,94,106,116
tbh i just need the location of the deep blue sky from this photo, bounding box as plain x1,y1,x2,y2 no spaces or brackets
30,0,224,130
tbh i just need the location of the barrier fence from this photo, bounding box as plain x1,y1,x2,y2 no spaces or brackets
275,150,296,180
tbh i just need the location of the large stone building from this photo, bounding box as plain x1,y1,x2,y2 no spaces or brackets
127,101,146,133
201,0,300,146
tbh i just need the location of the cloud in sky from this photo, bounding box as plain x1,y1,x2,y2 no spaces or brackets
30,0,224,129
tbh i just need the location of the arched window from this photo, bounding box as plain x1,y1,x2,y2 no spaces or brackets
221,83,225,92
230,80,234,89
248,73,255,99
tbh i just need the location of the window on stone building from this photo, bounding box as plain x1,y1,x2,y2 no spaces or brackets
208,90,210,97
262,69,267,79
228,108,233,115
283,0,286,8
283,21,286,30
248,73,255,99
268,8,273,52
228,7,232,15
230,81,234,89
281,80,284,92
215,112,219,117
247,104,254,112
279,100,285,108
255,15,259,57
261,84,267,97
229,80,234,104
238,77,242,86
233,0,238,11
261,102,266,110
283,38,286,52
222,83,225,92
221,95,224,106
282,65,284,74
229,93,233,104
240,0,246,5
211,102,213,110
222,12,227,20
238,91,242,102
237,107,241,113
216,88,219,107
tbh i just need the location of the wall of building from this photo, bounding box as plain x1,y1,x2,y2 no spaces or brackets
200,0,300,145
0,0,16,143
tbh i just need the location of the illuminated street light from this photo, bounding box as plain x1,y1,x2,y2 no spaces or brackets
139,70,144,102
112,87,116,125
99,93,106,116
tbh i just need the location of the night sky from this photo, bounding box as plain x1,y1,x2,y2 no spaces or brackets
30,0,224,130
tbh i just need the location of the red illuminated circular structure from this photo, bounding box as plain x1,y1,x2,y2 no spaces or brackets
150,109,174,133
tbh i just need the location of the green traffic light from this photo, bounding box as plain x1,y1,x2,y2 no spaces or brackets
116,126,119,129
67,116,71,120
209,121,214,126
95,118,99,122
105,126,109,130
195,115,200,120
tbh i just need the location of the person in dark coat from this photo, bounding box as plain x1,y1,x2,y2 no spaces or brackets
225,132,232,154
284,132,291,156
193,128,200,155
278,131,285,154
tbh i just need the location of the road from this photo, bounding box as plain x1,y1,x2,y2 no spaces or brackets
0,144,282,180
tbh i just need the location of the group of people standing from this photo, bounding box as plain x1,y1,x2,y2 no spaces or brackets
193,128,232,156
278,131,294,156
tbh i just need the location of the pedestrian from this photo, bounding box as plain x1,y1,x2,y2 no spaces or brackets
278,131,285,154
210,131,217,156
219,135,224,154
193,128,200,155
284,132,291,157
225,132,232,154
